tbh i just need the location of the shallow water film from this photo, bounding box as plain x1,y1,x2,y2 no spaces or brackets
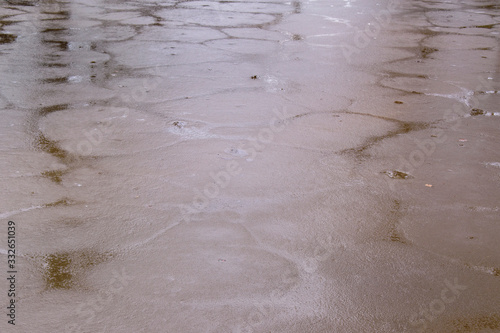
0,0,499,332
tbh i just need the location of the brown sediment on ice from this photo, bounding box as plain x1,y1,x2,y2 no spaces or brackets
40,169,66,183
338,110,429,159
30,250,113,290
43,198,73,207
34,133,68,160
386,199,408,244
437,313,500,332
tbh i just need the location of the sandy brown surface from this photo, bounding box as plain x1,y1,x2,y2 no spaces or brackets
0,0,499,332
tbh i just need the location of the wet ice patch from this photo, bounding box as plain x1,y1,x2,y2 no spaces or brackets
86,25,137,41
426,11,496,29
381,77,468,98
206,38,279,55
157,8,276,27
305,32,346,48
121,16,156,26
179,1,288,14
97,11,140,21
419,2,462,10
423,35,497,51
311,14,351,26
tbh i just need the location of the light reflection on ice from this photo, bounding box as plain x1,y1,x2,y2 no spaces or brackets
311,14,351,26
0,205,44,219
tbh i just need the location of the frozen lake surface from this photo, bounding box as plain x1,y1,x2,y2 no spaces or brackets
0,0,499,332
